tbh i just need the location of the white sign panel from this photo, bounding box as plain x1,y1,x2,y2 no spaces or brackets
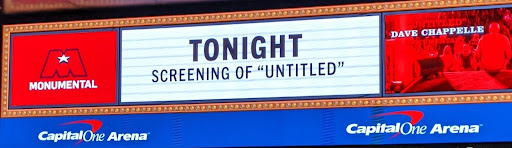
121,15,380,102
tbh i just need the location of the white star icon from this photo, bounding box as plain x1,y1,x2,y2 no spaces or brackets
57,54,70,63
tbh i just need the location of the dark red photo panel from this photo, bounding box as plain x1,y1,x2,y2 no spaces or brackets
385,8,512,94
10,30,118,107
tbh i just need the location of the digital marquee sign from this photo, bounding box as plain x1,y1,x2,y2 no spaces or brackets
3,1,512,147
2,0,512,114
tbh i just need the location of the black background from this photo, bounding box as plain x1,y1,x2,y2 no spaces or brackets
0,0,393,25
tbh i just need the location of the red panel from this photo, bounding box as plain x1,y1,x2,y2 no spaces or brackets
10,31,118,107
385,8,512,94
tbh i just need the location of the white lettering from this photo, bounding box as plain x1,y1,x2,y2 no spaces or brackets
400,122,413,135
418,26,485,37
390,31,398,38
38,131,48,141
421,29,428,37
430,124,443,134
346,124,357,134
107,132,149,141
28,80,98,91
92,80,98,88
29,82,38,90
389,30,419,38
107,132,119,141
83,130,94,142
39,130,148,143
477,26,484,33
349,123,481,136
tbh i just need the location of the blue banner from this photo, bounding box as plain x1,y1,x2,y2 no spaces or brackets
1,103,511,147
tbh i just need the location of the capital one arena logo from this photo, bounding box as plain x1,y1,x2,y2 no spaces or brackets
29,49,98,91
346,110,482,139
38,119,149,145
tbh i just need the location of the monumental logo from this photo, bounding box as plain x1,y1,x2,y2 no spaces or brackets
29,49,98,91
10,31,117,107
38,119,149,145
345,110,482,139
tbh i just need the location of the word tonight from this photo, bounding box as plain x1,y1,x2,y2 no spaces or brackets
189,34,302,61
